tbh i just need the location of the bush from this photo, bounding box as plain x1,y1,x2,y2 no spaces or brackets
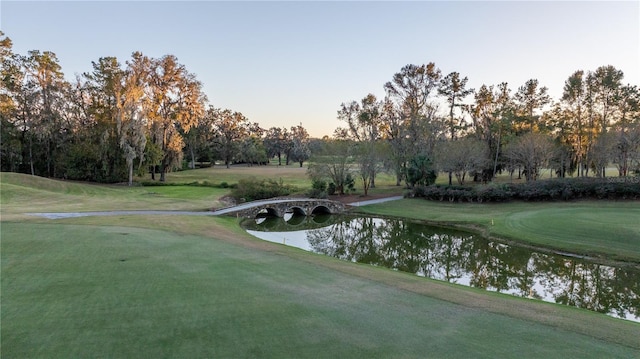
230,177,297,202
408,177,640,202
307,179,328,199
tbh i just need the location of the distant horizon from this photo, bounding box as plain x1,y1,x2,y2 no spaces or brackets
2,1,638,138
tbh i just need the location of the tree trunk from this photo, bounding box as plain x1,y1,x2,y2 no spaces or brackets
128,163,134,186
190,146,196,169
160,167,166,182
29,136,35,176
492,129,501,178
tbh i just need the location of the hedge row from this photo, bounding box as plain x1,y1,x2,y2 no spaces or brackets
409,177,640,203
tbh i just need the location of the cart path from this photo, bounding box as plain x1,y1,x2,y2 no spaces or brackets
28,196,404,219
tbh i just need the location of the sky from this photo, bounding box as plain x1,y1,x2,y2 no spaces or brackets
1,1,639,138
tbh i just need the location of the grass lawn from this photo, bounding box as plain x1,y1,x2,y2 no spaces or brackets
3,220,639,358
0,172,228,218
356,199,640,263
1,172,639,357
138,163,312,189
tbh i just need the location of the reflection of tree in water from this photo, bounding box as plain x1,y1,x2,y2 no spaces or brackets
305,216,640,321
537,257,639,318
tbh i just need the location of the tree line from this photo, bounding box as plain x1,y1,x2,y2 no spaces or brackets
2,31,639,189
0,32,311,185
323,62,639,195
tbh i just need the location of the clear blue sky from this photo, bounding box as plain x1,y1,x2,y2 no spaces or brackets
2,1,638,137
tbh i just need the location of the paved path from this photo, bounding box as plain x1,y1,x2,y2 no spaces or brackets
346,196,404,207
28,196,404,219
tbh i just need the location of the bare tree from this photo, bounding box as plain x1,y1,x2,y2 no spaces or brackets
436,138,488,185
336,94,383,195
506,132,555,181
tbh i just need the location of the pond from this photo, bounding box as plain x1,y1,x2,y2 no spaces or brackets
244,214,640,322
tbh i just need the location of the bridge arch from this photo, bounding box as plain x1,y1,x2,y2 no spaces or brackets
230,199,346,219
310,205,331,216
256,207,279,218
286,206,307,216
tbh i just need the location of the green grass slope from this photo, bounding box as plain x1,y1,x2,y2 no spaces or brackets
2,221,638,358
2,172,639,357
0,172,228,216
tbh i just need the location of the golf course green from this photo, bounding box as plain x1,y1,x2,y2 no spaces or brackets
1,171,639,357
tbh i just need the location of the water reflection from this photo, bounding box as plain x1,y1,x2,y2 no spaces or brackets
244,215,640,322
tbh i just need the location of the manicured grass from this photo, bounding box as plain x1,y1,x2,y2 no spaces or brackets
2,172,639,357
356,199,640,262
0,172,228,218
138,163,312,188
137,164,407,196
2,221,638,358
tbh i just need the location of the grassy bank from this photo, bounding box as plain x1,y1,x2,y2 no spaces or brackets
3,220,639,357
2,172,639,357
355,199,640,263
0,172,228,218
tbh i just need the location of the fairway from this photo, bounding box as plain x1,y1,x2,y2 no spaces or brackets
2,221,638,358
1,173,639,357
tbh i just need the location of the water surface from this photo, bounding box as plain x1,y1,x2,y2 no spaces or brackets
245,215,640,322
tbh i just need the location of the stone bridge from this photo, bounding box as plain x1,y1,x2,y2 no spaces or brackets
215,198,346,219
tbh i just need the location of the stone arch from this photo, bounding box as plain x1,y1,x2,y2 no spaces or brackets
310,205,331,216
284,206,306,224
255,207,279,218
287,206,307,216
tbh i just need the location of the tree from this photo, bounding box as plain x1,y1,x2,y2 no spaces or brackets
436,138,488,185
583,65,624,177
182,107,216,168
384,62,443,159
378,97,408,185
590,65,624,134
264,126,288,165
505,132,555,181
439,72,474,140
406,155,437,187
336,94,383,195
289,124,310,167
469,82,514,180
307,139,354,195
438,72,474,185
14,50,69,177
145,54,206,181
561,70,589,177
82,56,128,181
211,107,250,168
118,53,148,186
239,135,267,166
0,32,24,172
514,79,551,132
611,84,640,176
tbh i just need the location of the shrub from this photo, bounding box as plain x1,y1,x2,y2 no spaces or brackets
230,177,297,202
307,179,328,199
408,177,640,202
